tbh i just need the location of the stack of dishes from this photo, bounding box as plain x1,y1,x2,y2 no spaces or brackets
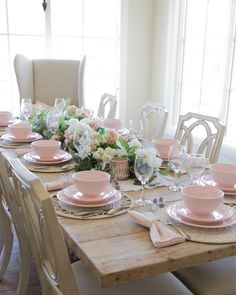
167,185,236,228
155,138,180,161
201,163,236,195
0,111,16,127
57,171,121,212
24,139,72,165
2,122,42,142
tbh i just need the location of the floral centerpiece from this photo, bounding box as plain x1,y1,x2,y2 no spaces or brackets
29,105,163,178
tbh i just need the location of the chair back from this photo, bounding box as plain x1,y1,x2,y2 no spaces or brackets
14,54,86,107
141,103,168,140
9,158,79,295
97,93,117,119
174,112,225,163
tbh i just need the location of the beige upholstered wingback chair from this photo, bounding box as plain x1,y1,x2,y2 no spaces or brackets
14,54,86,107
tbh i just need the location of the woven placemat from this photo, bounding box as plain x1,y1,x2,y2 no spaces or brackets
20,158,75,173
0,139,30,149
52,194,134,220
168,204,236,244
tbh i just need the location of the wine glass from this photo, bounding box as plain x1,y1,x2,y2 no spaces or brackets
54,98,66,113
47,110,60,133
134,152,154,206
186,153,205,185
168,145,187,192
73,131,90,156
129,119,143,140
20,98,32,121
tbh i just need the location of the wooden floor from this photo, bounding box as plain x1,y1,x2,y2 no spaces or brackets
0,235,41,295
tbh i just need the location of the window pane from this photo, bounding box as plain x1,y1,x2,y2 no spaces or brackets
51,37,83,59
51,0,83,36
7,0,45,34
180,84,201,114
227,90,236,143
84,0,120,37
185,0,208,39
0,37,10,80
0,0,7,33
200,86,223,116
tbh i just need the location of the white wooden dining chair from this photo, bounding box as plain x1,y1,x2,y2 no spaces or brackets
174,112,225,163
141,102,168,141
173,255,236,295
0,151,31,295
97,93,117,119
9,158,193,295
14,54,86,107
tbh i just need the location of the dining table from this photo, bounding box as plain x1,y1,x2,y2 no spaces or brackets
2,141,236,288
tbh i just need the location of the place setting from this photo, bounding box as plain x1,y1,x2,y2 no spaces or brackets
0,111,17,127
54,170,134,219
22,139,74,172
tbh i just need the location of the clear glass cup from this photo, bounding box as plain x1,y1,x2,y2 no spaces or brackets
186,153,205,184
20,98,32,121
73,131,90,156
168,144,187,192
129,119,143,140
47,110,60,133
134,153,154,206
54,98,66,113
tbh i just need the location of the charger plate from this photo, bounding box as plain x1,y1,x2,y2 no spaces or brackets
52,194,134,220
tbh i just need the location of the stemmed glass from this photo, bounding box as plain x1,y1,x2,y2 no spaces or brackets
186,153,205,185
73,131,90,157
47,110,60,134
129,119,143,140
134,152,154,206
20,98,32,121
54,98,66,114
168,145,187,191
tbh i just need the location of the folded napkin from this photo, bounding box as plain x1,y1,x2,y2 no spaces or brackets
129,210,185,248
44,179,71,191
15,148,31,157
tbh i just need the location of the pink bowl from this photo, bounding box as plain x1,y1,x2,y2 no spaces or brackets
210,163,236,188
8,122,32,138
104,119,122,131
31,139,61,159
182,185,224,216
0,111,13,122
155,138,179,158
72,171,111,197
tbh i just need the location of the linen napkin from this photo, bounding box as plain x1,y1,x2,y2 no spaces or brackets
129,210,185,248
44,179,71,191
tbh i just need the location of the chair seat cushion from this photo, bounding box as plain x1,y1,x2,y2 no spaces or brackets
173,256,236,295
72,261,193,295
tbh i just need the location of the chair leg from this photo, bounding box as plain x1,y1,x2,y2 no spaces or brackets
0,207,13,279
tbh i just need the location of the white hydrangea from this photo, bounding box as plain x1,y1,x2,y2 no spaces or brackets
135,147,162,169
104,147,117,157
66,119,93,134
129,138,142,148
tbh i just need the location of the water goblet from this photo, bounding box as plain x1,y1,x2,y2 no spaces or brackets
20,98,32,121
168,144,187,192
134,153,154,206
73,131,90,156
54,98,66,113
47,110,60,134
186,153,205,185
129,119,143,140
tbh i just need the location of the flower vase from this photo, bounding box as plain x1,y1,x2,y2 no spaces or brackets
110,157,129,180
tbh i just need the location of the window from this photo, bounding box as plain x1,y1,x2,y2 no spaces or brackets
176,0,236,145
0,0,120,114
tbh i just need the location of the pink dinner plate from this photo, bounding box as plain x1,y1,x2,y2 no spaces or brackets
30,150,68,162
0,119,16,127
201,175,236,194
175,201,233,224
63,184,117,205
2,133,42,142
167,202,236,228
57,189,122,208
23,152,72,165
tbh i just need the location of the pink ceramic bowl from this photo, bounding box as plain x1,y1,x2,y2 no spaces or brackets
210,163,236,188
104,119,122,131
72,170,111,197
182,185,224,216
0,111,13,122
155,138,179,158
31,139,61,159
8,122,32,138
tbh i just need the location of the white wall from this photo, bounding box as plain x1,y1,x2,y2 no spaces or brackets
119,0,154,125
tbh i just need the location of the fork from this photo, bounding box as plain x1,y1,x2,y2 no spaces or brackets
166,218,192,241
